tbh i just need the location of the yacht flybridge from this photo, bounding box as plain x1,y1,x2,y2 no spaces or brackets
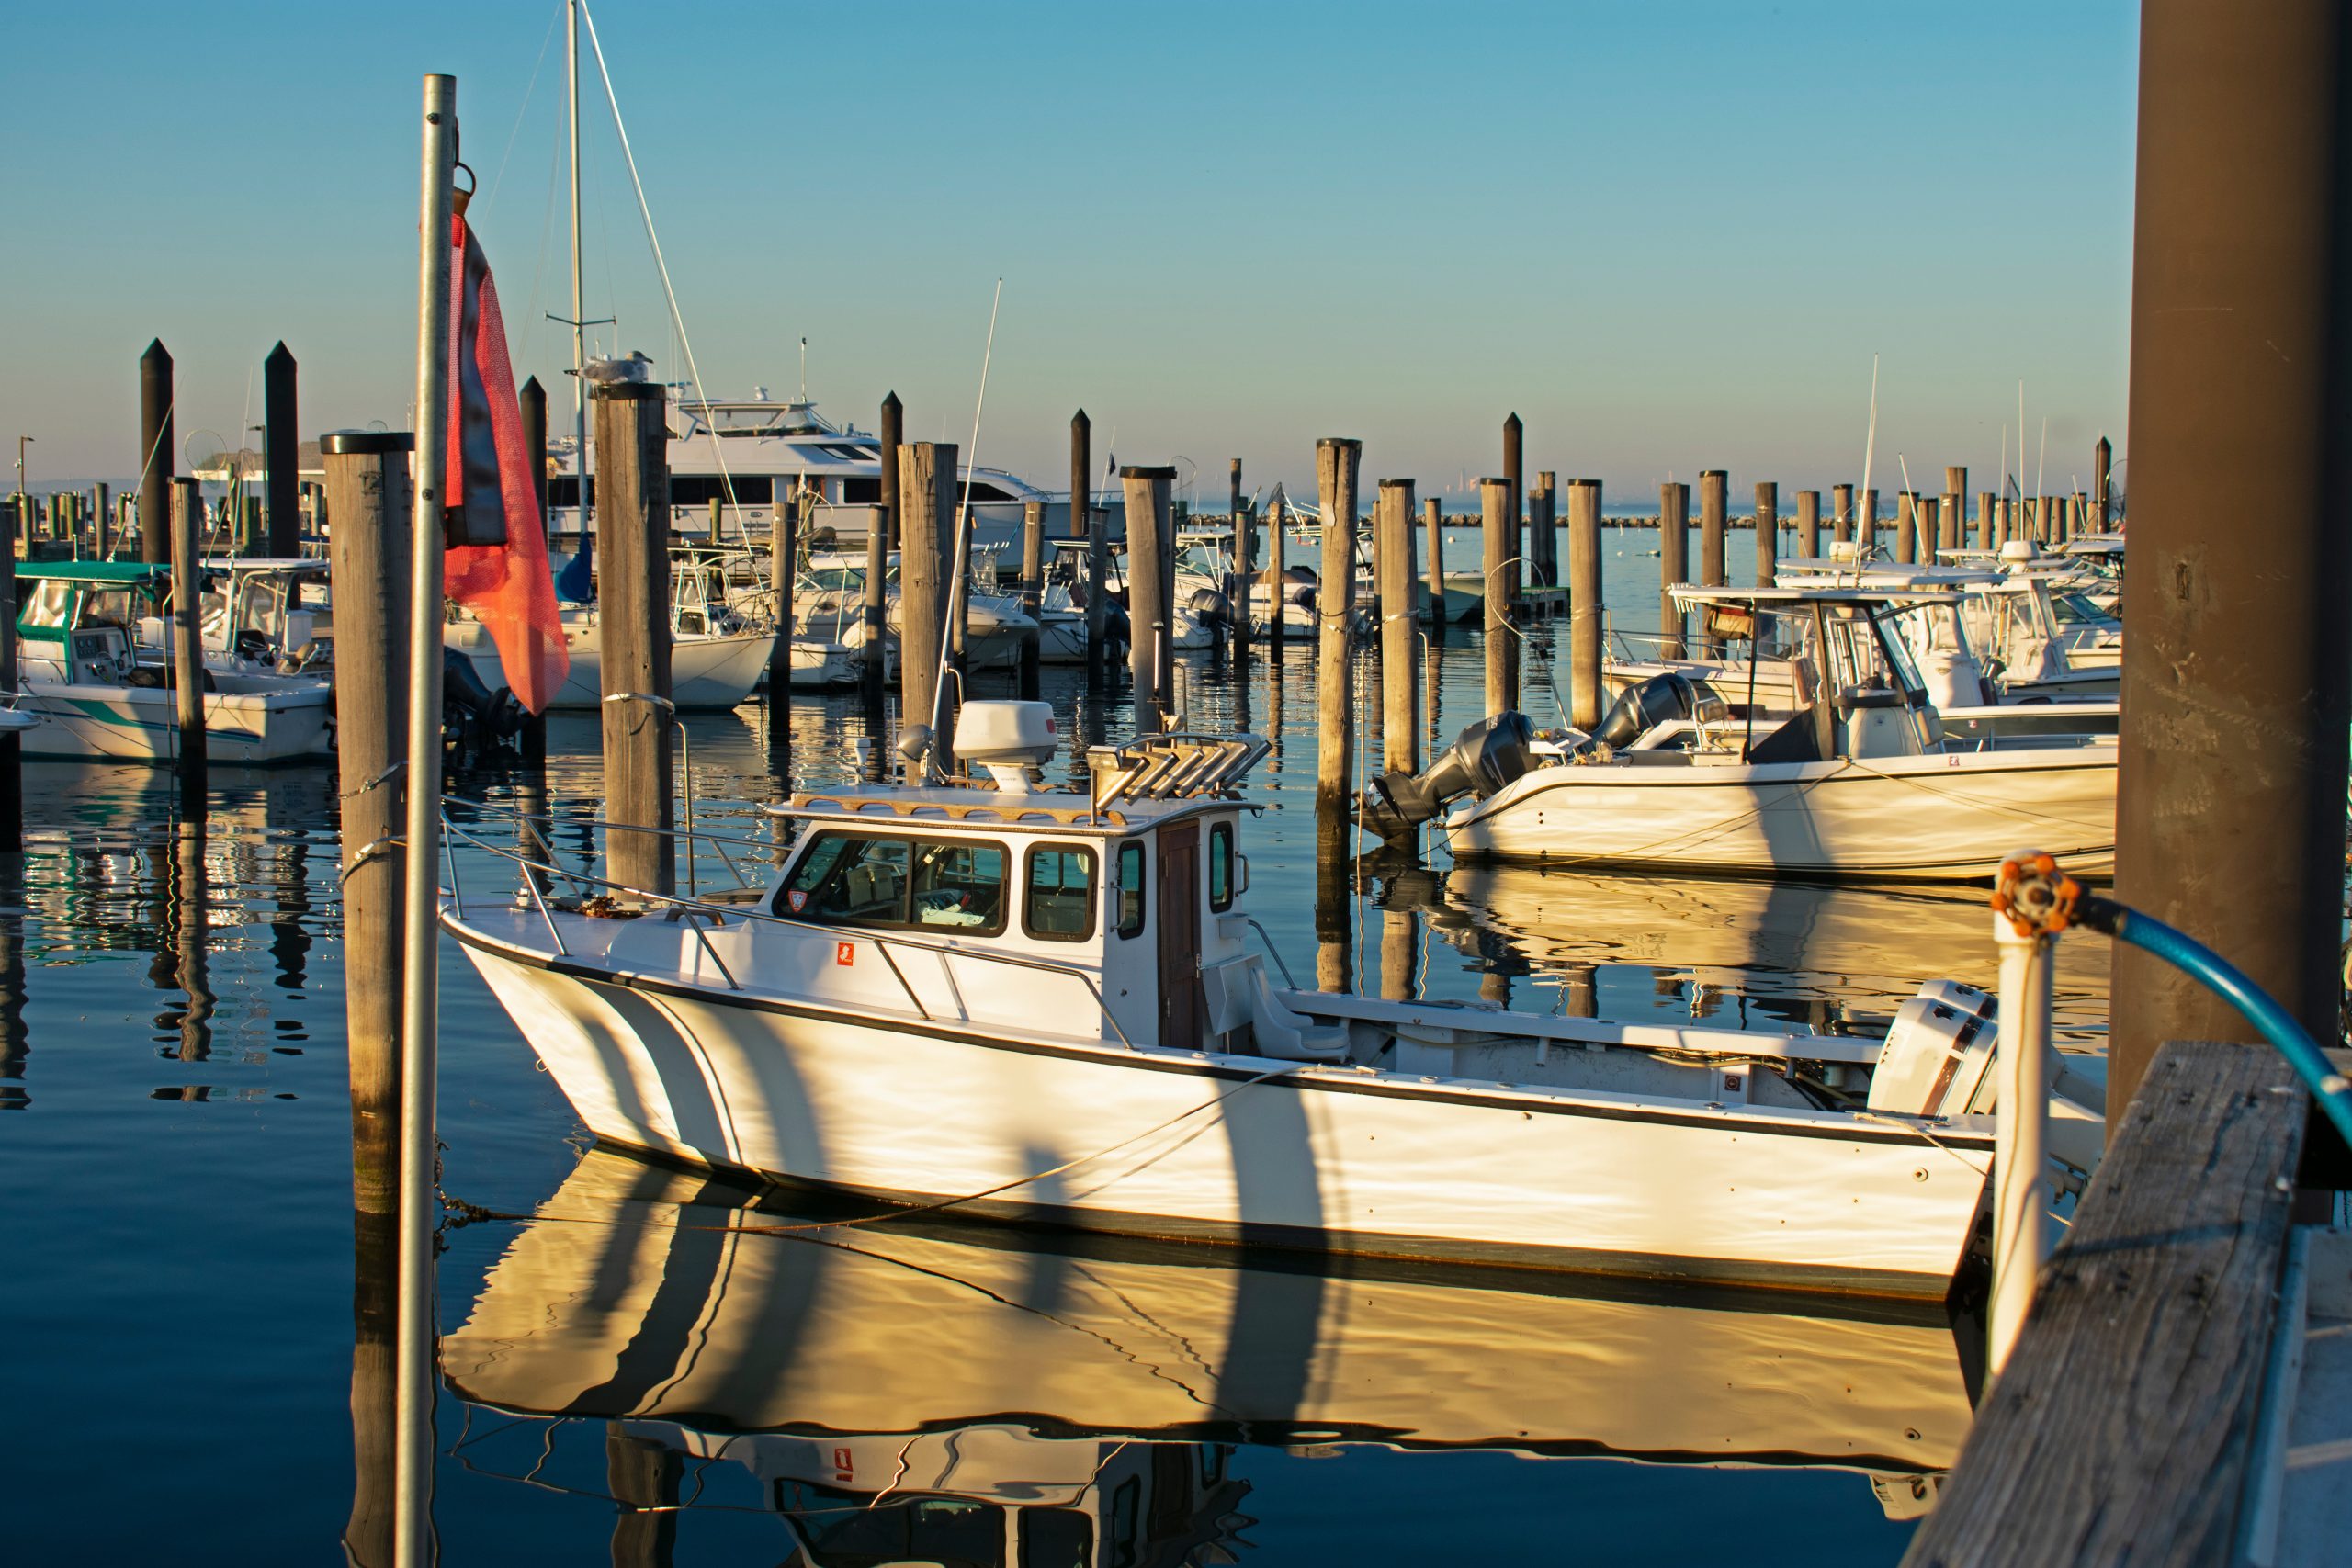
543,391,1068,554
447,699,2102,1296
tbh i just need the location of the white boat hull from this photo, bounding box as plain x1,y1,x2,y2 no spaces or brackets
19,680,333,764
448,618,775,710
1443,744,2117,878
450,908,1991,1294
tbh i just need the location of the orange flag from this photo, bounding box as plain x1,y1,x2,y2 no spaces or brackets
444,211,569,714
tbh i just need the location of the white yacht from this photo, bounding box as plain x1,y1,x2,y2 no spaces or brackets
445,700,2102,1296
544,392,1071,557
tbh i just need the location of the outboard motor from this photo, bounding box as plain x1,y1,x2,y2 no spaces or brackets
1184,586,1233,627
1592,671,1697,749
1362,711,1539,836
443,647,524,740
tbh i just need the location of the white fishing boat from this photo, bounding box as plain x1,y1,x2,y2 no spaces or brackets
797,552,1036,671
446,700,2101,1296
443,1145,1979,1529
1369,586,2117,878
1609,576,2118,742
15,561,333,764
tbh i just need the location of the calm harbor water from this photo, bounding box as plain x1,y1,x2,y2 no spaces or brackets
2,534,2105,1563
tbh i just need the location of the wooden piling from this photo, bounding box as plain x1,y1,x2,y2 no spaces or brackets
1860,488,1879,553
771,495,798,719
1659,480,1690,660
899,441,953,770
2094,435,2114,530
1317,439,1362,810
1894,491,1917,564
322,431,413,1213
1123,466,1174,731
1019,499,1044,699
0,482,17,852
1376,479,1418,777
1699,470,1727,586
593,382,674,895
1832,482,1855,545
515,377,551,763
1532,469,1558,587
265,341,300,555
1568,479,1602,730
167,479,206,818
1754,480,1778,585
1977,491,1996,552
1795,490,1820,558
1945,465,1968,548
1502,412,1523,577
1228,459,1250,662
93,482,109,559
1268,484,1287,656
1073,410,1103,674
139,340,172,566
1422,496,1444,629
1480,476,1513,714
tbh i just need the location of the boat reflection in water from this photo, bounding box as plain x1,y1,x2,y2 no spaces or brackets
443,1151,1977,1560
1427,863,2113,1043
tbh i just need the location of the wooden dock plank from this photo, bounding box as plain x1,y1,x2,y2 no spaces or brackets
1902,1040,2308,1568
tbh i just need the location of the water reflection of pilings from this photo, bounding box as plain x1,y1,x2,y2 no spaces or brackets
152,823,213,1071
1314,805,1351,995
0,857,27,1107
606,1424,682,1567
345,1202,397,1568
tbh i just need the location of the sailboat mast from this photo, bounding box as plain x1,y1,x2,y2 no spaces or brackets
567,0,586,530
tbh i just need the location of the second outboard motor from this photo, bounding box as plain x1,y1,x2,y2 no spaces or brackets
1362,711,1539,836
444,647,524,740
1592,671,1697,749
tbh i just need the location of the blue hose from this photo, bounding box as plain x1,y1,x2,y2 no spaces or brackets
2105,904,2352,1153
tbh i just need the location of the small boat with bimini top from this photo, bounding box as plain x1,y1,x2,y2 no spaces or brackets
445,699,2102,1296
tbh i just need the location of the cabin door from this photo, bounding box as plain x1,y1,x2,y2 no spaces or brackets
1156,821,1204,1050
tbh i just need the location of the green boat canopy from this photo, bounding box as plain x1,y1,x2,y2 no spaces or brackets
16,560,172,584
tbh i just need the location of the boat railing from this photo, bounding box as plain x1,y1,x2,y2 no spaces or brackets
439,800,1136,1048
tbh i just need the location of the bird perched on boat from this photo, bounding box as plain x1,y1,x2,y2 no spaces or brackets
579,352,653,385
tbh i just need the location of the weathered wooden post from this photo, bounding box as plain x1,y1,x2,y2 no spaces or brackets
1795,490,1821,558
1376,479,1418,779
1480,476,1513,713
2094,434,2114,530
1268,485,1287,657
0,479,17,852
899,441,953,773
1894,491,1917,564
1860,488,1880,552
1754,480,1778,585
1659,480,1690,660
1832,482,1855,545
265,341,300,556
2110,0,2352,1123
2073,491,2089,540
1503,412,1523,582
1018,498,1045,698
515,377,550,764
1317,439,1362,812
1568,478,1603,730
770,495,797,726
1699,469,1727,586
93,482,109,559
322,431,412,1214
1073,410,1104,678
1945,466,1968,550
1123,465,1174,731
139,340,172,566
1976,491,1996,552
1532,469,1558,588
594,381,673,895
1422,496,1444,631
168,479,206,818
1228,459,1250,662
865,393,899,708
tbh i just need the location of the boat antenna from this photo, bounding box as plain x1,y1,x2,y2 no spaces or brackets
2035,414,2049,509
922,276,1004,782
576,0,748,554
799,335,807,403
1858,354,1880,546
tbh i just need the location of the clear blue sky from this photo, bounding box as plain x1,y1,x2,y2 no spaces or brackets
0,1,2138,506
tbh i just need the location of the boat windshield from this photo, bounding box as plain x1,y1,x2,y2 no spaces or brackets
2047,591,2111,626
777,831,1008,935
1871,610,1928,694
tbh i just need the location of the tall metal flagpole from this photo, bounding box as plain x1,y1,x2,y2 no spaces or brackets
395,71,457,1568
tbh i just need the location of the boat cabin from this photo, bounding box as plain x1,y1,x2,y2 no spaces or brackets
16,561,174,686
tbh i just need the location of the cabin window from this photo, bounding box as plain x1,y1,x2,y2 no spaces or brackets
669,474,774,508
1017,1508,1092,1568
1207,822,1234,911
1022,844,1096,941
1114,841,1147,939
546,476,589,509
775,831,1006,935
81,588,136,628
840,476,880,505
963,479,1013,503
